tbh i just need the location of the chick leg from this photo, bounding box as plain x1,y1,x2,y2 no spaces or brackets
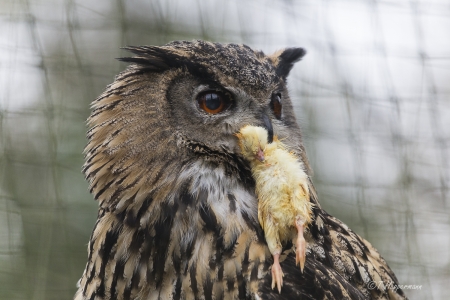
271,252,284,293
295,217,306,272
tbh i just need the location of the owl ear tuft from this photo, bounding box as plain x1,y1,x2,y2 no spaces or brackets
118,46,179,71
273,47,306,80
118,46,213,79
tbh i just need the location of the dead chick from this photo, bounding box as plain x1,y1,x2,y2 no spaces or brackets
236,125,313,293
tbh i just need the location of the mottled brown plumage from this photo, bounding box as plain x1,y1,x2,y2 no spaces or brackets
75,40,407,300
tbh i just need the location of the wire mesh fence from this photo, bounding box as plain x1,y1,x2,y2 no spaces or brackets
0,0,449,299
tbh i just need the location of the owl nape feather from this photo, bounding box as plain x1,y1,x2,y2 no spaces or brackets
75,40,406,300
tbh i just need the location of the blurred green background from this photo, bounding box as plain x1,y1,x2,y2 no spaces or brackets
1,0,449,299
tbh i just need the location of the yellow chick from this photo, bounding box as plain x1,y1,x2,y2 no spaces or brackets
236,125,313,293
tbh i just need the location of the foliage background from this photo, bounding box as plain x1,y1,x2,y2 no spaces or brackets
1,0,449,299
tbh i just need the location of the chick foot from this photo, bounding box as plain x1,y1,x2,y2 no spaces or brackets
271,253,284,293
295,217,306,272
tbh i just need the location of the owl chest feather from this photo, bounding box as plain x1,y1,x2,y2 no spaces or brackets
151,163,270,299
76,161,271,300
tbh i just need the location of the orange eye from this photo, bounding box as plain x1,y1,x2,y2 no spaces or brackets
197,91,231,114
270,93,282,119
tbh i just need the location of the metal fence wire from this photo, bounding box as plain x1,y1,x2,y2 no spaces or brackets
0,0,449,299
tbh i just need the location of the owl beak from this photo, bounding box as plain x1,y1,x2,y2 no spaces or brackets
261,113,274,144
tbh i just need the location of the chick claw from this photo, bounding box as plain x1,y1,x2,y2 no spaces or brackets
295,219,306,272
271,253,284,293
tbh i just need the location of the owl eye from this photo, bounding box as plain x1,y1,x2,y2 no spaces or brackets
197,91,231,114
270,93,282,119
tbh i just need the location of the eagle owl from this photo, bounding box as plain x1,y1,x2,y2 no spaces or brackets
75,40,406,300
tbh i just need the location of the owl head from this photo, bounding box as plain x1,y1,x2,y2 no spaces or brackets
84,40,307,209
